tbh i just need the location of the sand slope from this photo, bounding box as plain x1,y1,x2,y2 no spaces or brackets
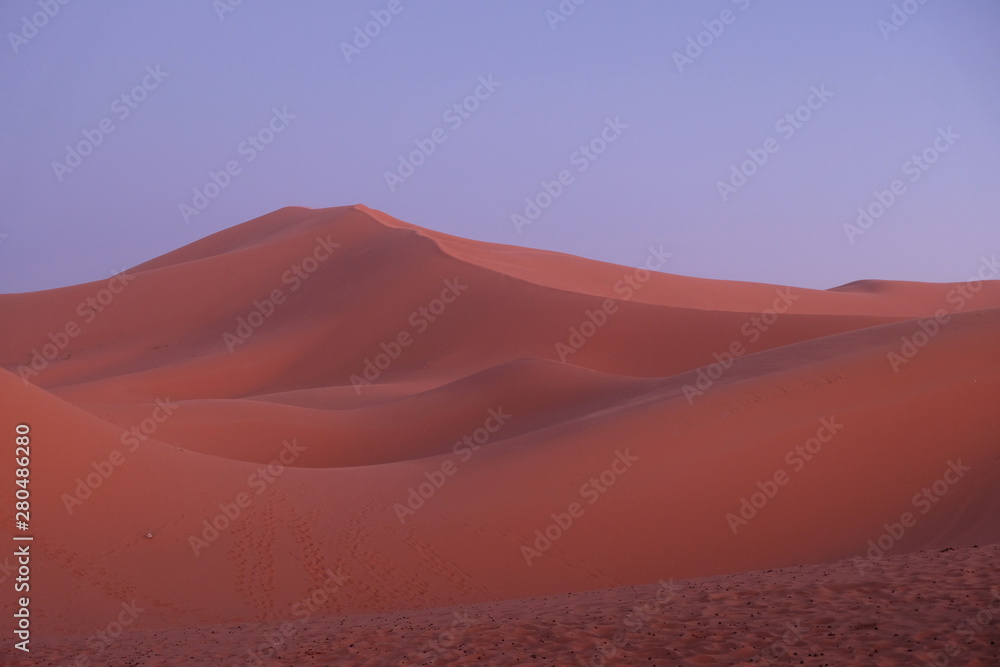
1,205,999,646
27,543,1000,666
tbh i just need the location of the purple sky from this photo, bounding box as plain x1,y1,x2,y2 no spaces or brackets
1,0,998,293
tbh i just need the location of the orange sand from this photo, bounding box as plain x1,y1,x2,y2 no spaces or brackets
1,205,998,662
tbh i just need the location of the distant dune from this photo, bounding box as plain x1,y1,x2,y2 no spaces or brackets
2,205,999,662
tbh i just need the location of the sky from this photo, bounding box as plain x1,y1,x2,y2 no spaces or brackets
1,0,998,293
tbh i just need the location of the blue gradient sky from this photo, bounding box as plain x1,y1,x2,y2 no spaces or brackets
1,0,998,293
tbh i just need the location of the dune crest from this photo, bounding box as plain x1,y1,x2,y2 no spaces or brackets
2,205,999,643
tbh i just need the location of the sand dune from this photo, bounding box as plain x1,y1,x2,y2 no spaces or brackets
2,205,998,661
27,543,1000,665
